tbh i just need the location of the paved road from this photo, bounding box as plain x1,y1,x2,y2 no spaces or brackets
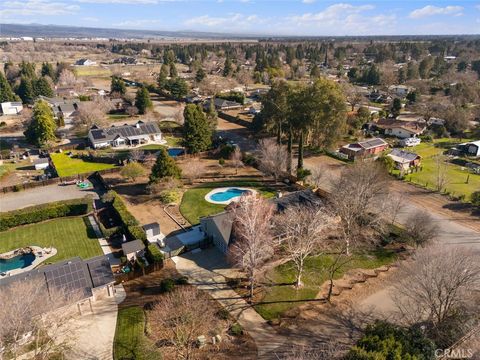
0,183,99,212
174,248,289,358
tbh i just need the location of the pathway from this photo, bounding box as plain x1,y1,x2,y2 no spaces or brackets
174,248,288,358
88,215,121,266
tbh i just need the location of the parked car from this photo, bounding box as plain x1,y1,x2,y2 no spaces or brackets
400,137,421,147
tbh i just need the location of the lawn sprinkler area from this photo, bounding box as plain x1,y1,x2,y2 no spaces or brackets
205,187,256,205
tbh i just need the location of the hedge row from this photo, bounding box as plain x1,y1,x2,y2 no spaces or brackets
107,191,146,241
146,243,164,263
0,196,93,231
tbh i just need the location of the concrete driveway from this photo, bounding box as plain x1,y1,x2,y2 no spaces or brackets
174,248,288,358
0,183,100,212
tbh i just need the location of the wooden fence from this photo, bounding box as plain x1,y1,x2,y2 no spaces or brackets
218,111,253,128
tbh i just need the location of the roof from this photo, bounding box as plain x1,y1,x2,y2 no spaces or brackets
272,189,323,211
0,256,114,300
210,98,242,108
358,138,388,150
122,239,145,254
200,211,234,246
388,149,420,163
89,121,161,143
376,118,426,134
143,222,160,237
33,157,49,165
1,101,22,110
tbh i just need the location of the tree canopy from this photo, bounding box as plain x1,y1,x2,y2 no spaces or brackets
135,87,153,114
149,147,181,183
24,100,57,147
183,104,212,154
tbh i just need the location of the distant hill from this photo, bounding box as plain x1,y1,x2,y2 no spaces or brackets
0,23,257,40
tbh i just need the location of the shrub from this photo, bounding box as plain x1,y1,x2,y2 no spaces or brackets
159,278,175,293
0,196,93,231
159,189,181,205
229,323,243,336
216,308,230,320
218,144,235,159
175,276,188,285
471,191,480,207
12,184,22,192
218,158,225,166
296,168,312,181
127,225,146,241
146,243,164,263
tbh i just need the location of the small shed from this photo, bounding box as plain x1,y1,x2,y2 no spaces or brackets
143,222,165,245
33,157,50,170
387,149,421,170
122,240,145,261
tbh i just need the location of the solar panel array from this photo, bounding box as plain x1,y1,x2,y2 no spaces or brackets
86,256,115,288
360,138,386,149
44,260,92,298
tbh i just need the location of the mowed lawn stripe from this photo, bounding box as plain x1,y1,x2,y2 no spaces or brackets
0,217,103,263
50,153,116,177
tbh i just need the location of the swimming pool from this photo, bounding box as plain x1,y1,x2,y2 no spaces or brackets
168,148,185,157
0,253,36,273
205,187,256,205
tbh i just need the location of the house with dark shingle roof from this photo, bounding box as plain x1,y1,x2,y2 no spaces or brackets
88,121,163,148
204,98,243,111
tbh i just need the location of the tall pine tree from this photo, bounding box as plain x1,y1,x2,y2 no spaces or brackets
183,104,212,154
135,87,152,114
35,77,54,97
149,147,181,183
17,77,35,104
24,100,57,147
0,72,18,103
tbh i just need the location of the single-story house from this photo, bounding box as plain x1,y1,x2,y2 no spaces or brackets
75,58,96,66
88,121,163,149
122,239,145,261
1,102,23,115
428,117,446,126
33,157,50,170
375,118,426,139
387,149,421,170
143,222,165,246
0,255,115,308
340,138,389,160
455,140,480,157
204,98,243,111
388,85,411,97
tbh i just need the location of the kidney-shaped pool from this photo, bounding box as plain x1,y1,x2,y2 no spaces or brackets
205,187,256,205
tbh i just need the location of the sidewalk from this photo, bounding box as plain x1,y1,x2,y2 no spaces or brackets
174,248,288,358
88,215,121,266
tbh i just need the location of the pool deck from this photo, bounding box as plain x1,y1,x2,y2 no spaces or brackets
0,246,57,277
204,187,257,205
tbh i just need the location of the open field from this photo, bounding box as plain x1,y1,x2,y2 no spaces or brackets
179,180,276,225
113,306,159,360
50,152,116,177
254,249,397,320
75,66,112,77
399,139,480,199
0,217,102,263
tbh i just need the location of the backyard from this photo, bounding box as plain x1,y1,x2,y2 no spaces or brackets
0,217,103,263
399,138,480,199
254,249,398,320
179,180,277,225
113,306,159,360
50,152,116,177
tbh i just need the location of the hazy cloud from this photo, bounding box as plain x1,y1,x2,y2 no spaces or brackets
409,5,463,19
0,0,79,16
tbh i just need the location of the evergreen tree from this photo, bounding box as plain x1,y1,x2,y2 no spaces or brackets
17,77,35,104
166,78,188,99
183,104,212,154
0,72,18,103
34,77,54,97
362,65,381,85
41,62,55,80
110,76,126,95
310,64,321,78
24,100,57,147
135,87,152,115
149,147,181,183
169,62,177,78
20,61,36,79
391,98,402,117
195,67,206,83
158,63,169,88
223,57,233,77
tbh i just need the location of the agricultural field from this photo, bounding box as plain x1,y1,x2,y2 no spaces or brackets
50,152,116,177
0,217,103,263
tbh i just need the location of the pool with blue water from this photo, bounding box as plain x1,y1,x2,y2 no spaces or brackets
209,188,249,202
167,148,184,157
0,253,36,273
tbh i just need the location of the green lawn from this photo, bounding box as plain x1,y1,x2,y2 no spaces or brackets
398,138,480,199
50,152,116,177
0,217,103,263
113,307,160,360
108,114,130,121
75,67,112,77
179,180,277,225
255,249,397,320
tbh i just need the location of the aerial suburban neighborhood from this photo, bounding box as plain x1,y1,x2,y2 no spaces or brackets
0,1,480,359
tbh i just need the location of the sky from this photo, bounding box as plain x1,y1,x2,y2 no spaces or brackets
0,0,479,36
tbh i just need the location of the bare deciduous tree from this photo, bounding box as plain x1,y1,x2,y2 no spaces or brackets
149,287,217,360
129,149,144,162
228,194,275,301
434,154,449,192
57,69,77,87
0,281,82,360
393,247,480,339
126,105,139,117
343,84,364,112
230,147,243,175
75,98,113,127
183,157,205,183
388,193,405,226
329,161,391,255
258,138,288,182
404,210,439,248
275,205,337,288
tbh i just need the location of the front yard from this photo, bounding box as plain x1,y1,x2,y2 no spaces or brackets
254,249,398,320
399,139,480,199
179,180,277,225
0,217,103,263
50,152,116,177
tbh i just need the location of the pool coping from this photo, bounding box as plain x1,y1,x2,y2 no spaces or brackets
0,246,58,277
204,187,257,205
